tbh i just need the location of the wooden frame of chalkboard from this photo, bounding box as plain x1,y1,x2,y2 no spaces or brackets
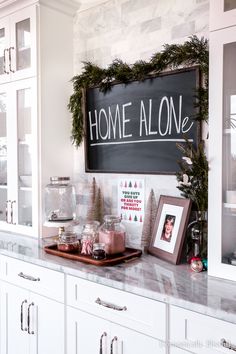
84,66,201,174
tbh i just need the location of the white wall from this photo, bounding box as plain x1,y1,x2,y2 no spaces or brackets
72,0,209,248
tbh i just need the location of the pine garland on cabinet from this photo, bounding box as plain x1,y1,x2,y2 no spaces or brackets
68,35,209,147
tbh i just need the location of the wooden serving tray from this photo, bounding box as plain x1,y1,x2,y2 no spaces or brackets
44,244,142,266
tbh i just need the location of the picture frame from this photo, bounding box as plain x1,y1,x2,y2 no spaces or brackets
148,195,192,264
84,67,200,174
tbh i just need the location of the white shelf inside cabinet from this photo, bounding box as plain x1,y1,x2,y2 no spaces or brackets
19,187,32,192
224,203,236,208
224,129,236,134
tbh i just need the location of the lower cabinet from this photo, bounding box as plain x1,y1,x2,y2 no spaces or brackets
66,275,167,354
67,306,165,354
169,305,236,354
0,255,65,354
0,281,65,354
170,347,193,354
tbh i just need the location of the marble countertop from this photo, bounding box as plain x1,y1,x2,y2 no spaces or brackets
0,231,236,325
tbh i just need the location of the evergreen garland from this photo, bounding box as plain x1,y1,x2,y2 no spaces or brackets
68,35,209,147
176,138,208,212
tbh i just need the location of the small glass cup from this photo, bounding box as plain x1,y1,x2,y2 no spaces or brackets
92,243,106,260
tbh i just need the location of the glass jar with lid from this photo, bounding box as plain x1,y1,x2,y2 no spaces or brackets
98,215,126,255
81,221,100,255
57,231,80,253
45,177,76,222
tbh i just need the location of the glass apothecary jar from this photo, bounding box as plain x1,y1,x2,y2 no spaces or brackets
57,231,80,253
99,215,126,255
81,221,100,255
45,177,76,222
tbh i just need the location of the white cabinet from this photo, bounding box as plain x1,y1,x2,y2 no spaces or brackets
0,255,65,354
67,307,164,354
208,0,236,281
0,78,37,236
66,275,166,354
210,0,236,31
0,5,36,84
1,282,65,354
0,0,75,237
170,347,193,354
169,305,236,354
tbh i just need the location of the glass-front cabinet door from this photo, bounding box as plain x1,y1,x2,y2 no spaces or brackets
0,5,36,84
208,27,236,281
0,18,10,84
210,0,236,31
17,86,33,228
0,86,8,223
0,78,37,236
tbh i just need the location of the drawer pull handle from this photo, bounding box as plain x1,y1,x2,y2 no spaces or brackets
3,48,9,74
27,302,35,334
10,200,16,225
9,47,15,73
5,200,10,223
221,338,236,351
20,299,27,331
18,272,40,282
95,297,127,311
100,332,107,354
110,336,118,354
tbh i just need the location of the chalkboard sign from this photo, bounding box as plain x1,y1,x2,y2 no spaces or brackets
85,67,199,174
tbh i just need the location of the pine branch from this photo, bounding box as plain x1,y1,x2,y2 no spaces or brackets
68,36,209,147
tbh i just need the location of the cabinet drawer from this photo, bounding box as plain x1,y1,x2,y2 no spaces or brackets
170,305,236,354
67,275,166,340
0,255,64,302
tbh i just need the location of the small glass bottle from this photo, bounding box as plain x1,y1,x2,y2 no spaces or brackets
92,243,106,260
99,215,126,255
81,221,100,255
45,177,76,222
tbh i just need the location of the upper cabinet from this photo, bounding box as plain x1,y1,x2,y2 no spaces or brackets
210,0,236,31
0,5,36,84
0,0,77,238
208,1,236,281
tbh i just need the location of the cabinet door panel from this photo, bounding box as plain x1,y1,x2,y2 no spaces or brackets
9,5,36,81
170,347,193,354
110,323,165,354
30,293,65,354
5,283,29,354
210,0,236,31
170,305,236,354
0,17,10,84
67,307,109,354
208,26,236,281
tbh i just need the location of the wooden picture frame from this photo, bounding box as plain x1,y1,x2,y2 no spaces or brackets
148,195,191,264
84,67,200,174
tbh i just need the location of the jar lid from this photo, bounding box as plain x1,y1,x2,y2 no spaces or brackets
60,231,77,243
93,242,105,248
104,215,121,223
83,220,100,229
50,176,70,183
